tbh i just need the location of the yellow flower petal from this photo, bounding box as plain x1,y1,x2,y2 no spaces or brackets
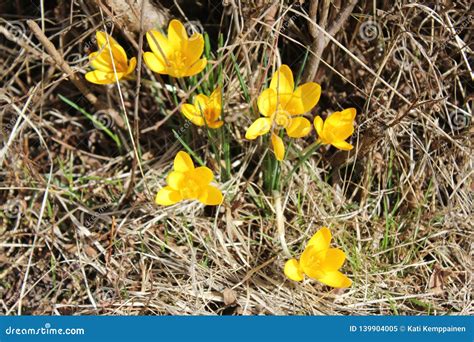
143,51,166,74
332,140,353,151
198,185,223,205
270,65,294,102
146,30,171,61
89,51,113,72
339,107,357,121
313,116,324,136
307,227,332,252
271,133,285,161
207,120,224,129
85,70,121,84
210,87,222,109
166,171,186,190
96,31,127,68
300,245,326,278
257,88,277,117
155,186,182,206
245,118,272,140
315,270,352,288
125,57,137,76
96,31,116,48
285,117,312,138
321,248,346,271
325,111,355,140
285,82,321,115
174,151,194,172
185,33,204,65
184,58,207,77
193,166,214,185
284,259,304,281
181,104,204,126
194,94,209,113
168,19,188,50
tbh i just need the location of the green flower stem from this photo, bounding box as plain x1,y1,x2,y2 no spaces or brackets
284,141,321,187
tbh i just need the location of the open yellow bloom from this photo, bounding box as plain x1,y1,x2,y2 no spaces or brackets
314,108,356,150
144,19,207,78
85,32,136,84
181,87,223,128
245,65,321,161
155,151,223,206
284,227,352,288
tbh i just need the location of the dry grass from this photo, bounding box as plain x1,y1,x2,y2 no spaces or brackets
0,0,472,315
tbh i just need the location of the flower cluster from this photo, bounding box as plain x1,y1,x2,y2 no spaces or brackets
246,65,356,160
82,19,356,289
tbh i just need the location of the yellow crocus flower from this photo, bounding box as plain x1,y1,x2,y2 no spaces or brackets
144,19,207,78
85,32,136,84
181,87,223,128
313,108,356,150
155,151,223,206
245,65,321,161
284,227,352,288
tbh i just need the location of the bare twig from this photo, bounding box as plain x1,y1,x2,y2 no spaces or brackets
304,0,358,82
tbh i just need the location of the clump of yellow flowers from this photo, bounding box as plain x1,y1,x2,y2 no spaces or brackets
81,19,358,289
284,227,352,288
